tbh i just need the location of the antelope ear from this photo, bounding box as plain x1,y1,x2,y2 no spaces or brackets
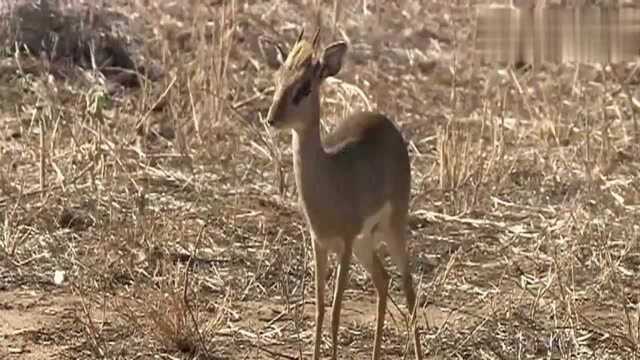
258,36,287,70
318,41,347,79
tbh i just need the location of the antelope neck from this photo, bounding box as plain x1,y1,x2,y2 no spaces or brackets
290,95,337,227
291,92,326,178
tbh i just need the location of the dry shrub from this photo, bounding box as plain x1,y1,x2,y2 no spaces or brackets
438,119,479,191
145,290,209,354
110,265,227,356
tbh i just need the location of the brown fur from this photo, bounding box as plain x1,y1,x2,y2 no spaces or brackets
260,29,423,360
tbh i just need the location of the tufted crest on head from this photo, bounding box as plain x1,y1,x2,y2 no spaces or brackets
259,27,348,130
258,27,323,72
284,39,314,71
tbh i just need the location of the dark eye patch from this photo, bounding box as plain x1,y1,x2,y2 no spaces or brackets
292,79,311,105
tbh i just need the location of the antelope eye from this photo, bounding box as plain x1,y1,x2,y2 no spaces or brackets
292,79,311,105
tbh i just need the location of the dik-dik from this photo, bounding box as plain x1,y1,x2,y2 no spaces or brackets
259,28,423,360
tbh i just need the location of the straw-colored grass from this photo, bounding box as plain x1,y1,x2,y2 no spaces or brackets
1,0,639,359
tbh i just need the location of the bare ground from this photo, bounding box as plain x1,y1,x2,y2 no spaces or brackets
1,0,640,359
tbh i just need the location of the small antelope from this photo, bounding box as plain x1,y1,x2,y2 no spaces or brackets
259,28,423,360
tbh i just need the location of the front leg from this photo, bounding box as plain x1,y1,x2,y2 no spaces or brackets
331,242,353,360
312,240,328,360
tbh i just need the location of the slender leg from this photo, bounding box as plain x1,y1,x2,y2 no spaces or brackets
388,235,423,360
312,241,329,360
354,242,390,360
369,254,390,360
330,246,353,360
400,263,423,360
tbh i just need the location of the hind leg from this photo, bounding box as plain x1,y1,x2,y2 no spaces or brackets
385,226,423,360
353,238,390,360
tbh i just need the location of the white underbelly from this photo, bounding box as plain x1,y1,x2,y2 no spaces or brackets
313,202,392,256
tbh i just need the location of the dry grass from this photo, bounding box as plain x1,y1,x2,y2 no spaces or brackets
1,0,639,359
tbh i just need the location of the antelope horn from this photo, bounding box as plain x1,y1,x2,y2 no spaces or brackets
311,27,321,51
296,27,305,43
